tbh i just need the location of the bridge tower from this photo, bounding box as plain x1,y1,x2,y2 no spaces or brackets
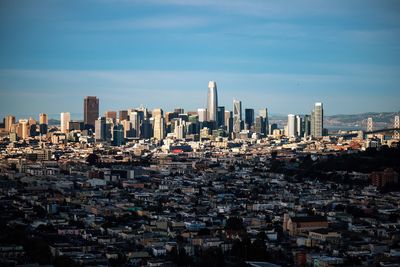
367,117,373,132
394,115,399,140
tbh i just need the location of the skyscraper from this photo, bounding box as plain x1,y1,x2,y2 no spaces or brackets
129,111,140,138
152,108,165,140
5,115,15,132
217,106,225,128
259,108,269,135
84,96,99,131
207,81,218,122
287,114,297,137
312,102,324,138
105,111,117,124
60,112,70,133
112,124,125,146
296,115,303,137
245,108,254,130
224,111,233,133
39,113,48,135
233,99,242,133
95,117,107,141
197,108,208,122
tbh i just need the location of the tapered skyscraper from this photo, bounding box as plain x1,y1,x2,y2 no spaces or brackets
207,81,218,122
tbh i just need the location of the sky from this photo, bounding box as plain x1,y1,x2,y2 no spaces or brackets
0,0,400,119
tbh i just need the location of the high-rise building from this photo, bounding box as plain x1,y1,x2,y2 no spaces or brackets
207,81,218,122
304,115,311,137
245,108,254,130
287,114,297,137
197,108,208,122
129,111,141,138
296,115,303,137
141,119,153,139
5,115,15,132
152,108,163,118
255,116,265,135
95,117,107,141
119,110,128,122
269,123,278,134
152,108,165,140
39,113,48,135
311,102,324,138
39,113,48,125
84,96,99,130
174,118,186,139
225,111,233,133
174,108,184,114
233,99,242,133
259,108,269,135
17,119,29,140
153,116,165,140
217,106,225,128
60,112,70,133
69,121,84,131
112,124,125,146
105,111,117,124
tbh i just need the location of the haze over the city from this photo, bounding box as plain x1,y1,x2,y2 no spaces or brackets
1,0,400,117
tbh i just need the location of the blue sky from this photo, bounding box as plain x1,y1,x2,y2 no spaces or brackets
0,0,399,119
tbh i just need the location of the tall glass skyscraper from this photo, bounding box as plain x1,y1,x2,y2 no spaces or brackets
207,81,218,122
233,99,242,133
312,102,324,138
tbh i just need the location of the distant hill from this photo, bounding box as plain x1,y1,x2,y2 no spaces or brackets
270,111,399,131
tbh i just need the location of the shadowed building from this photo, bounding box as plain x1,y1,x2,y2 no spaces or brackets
84,96,99,131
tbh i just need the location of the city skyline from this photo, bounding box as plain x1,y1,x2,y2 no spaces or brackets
1,1,400,117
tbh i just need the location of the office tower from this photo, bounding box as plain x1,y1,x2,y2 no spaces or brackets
165,112,178,125
152,108,163,118
39,113,48,125
5,115,15,132
95,117,107,141
141,119,153,139
105,111,117,124
287,114,297,137
84,96,99,130
188,115,199,135
296,115,303,137
217,106,225,128
303,115,311,137
174,108,184,114
207,81,218,122
174,118,186,139
39,113,48,134
259,108,269,135
269,123,278,134
69,121,84,131
120,120,132,138
119,110,128,122
153,116,165,140
17,119,29,140
245,108,254,130
224,111,233,133
197,108,208,122
112,124,125,146
233,99,242,133
60,112,70,133
311,102,324,138
255,116,265,135
129,111,140,138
